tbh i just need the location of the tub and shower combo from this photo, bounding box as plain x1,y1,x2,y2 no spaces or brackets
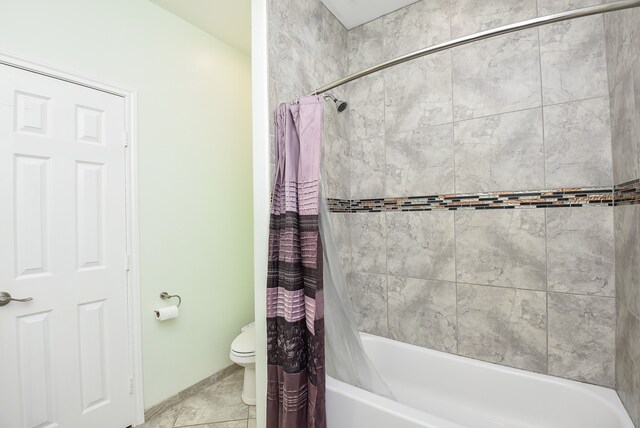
267,0,640,426
313,2,639,427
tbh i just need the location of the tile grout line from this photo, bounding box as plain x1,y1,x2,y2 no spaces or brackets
346,94,611,147
384,62,390,338
540,74,550,376
172,405,253,427
545,208,550,375
382,25,390,339
363,272,616,300
141,368,248,428
448,0,455,193
539,2,549,371
454,212,459,355
448,0,459,354
171,399,184,428
174,415,252,428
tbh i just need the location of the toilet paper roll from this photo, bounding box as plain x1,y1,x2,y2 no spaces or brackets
154,305,179,321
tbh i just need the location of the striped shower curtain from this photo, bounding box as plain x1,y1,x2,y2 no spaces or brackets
267,95,326,428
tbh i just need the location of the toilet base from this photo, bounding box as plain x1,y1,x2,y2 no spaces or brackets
241,365,256,405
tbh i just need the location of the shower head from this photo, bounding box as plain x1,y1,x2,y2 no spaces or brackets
324,93,348,113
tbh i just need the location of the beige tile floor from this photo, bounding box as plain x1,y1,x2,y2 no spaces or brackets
140,370,256,428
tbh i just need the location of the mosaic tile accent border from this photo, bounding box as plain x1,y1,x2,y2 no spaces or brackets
614,178,640,206
327,186,617,213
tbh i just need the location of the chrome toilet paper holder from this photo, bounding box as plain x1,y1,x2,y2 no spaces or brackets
159,291,182,307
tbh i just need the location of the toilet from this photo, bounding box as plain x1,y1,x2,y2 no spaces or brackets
230,322,256,405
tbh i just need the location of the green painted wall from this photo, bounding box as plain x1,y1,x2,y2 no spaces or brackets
0,0,254,408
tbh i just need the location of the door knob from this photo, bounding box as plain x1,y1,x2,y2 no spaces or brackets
0,291,33,307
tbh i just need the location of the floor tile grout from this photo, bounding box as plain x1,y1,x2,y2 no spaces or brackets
140,370,254,428
171,407,255,428
172,415,253,428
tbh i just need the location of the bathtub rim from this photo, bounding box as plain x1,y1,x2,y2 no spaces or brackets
326,375,465,428
327,333,634,428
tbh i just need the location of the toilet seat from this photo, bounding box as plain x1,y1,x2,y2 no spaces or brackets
231,325,255,357
229,324,256,405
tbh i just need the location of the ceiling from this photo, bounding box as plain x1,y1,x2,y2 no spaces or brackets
150,0,251,55
321,0,421,29
150,0,419,54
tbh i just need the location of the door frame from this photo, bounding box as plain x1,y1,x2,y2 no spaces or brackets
0,49,145,427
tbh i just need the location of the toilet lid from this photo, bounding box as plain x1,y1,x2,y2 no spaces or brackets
231,326,255,355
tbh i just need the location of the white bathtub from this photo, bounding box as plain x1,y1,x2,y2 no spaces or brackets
326,333,634,428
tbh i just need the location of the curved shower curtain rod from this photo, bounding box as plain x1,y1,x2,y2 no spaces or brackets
306,0,640,97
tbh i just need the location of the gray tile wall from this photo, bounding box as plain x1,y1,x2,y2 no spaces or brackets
267,0,349,197
604,1,640,425
346,0,613,201
340,0,617,388
338,206,616,386
266,0,623,398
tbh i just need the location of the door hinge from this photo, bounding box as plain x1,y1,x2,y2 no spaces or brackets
125,254,131,271
129,377,134,395
123,130,129,148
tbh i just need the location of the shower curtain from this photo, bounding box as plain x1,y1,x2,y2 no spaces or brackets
267,95,326,428
318,184,395,401
267,94,394,428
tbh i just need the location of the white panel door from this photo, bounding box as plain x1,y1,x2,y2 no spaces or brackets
0,64,132,428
